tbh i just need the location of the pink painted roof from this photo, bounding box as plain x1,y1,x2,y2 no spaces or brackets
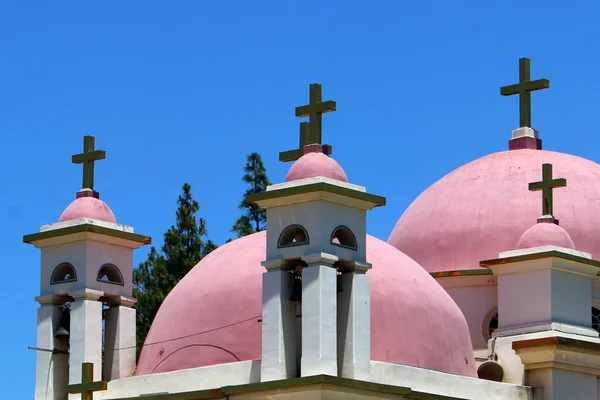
388,149,600,273
516,222,576,250
136,231,476,377
285,152,348,182
58,196,117,224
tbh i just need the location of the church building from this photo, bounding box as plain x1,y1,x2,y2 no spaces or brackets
26,58,600,399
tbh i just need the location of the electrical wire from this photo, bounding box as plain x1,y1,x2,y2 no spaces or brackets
112,314,262,352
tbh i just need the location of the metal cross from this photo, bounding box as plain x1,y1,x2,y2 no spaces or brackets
71,136,106,190
500,57,550,128
529,163,566,216
279,83,335,162
68,363,107,400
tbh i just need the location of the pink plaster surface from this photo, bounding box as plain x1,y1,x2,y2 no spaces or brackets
516,222,576,250
136,231,476,377
58,196,117,224
389,150,600,273
285,152,349,182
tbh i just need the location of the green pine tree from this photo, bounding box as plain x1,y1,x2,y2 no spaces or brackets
134,183,216,358
231,152,271,238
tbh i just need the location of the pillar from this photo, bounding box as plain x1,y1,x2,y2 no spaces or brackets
260,260,297,381
35,295,68,400
103,296,137,380
68,289,103,400
337,262,371,380
301,253,338,377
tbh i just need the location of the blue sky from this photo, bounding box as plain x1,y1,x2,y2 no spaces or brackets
2,1,600,396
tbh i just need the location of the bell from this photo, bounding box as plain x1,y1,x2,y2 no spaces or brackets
54,327,70,338
289,277,302,302
54,304,70,339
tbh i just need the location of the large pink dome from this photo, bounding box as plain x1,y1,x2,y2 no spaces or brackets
136,231,476,377
388,149,600,273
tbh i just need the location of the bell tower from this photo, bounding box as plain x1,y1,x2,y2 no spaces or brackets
25,136,151,400
251,84,385,382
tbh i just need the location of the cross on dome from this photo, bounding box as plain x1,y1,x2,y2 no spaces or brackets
68,363,107,400
72,135,106,191
501,57,550,128
528,163,566,218
279,83,336,162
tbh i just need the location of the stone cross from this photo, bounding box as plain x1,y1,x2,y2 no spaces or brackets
501,57,550,128
279,83,335,162
529,163,566,217
68,363,107,400
72,136,106,190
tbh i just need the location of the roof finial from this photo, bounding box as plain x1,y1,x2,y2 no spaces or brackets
72,135,105,198
501,58,549,150
279,83,336,162
528,163,566,224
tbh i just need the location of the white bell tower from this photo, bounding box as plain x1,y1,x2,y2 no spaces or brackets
25,136,151,400
251,83,385,382
481,163,600,398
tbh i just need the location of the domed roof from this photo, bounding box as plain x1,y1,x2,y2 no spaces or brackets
136,231,476,377
516,221,576,250
285,151,348,182
58,194,117,224
388,149,600,273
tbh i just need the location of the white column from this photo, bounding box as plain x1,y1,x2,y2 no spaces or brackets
301,253,338,377
260,260,297,381
337,262,371,380
103,296,137,380
68,289,103,400
35,295,68,400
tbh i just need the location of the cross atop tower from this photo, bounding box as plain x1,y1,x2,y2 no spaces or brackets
501,57,550,128
529,163,566,218
72,136,106,191
68,363,107,400
279,83,336,162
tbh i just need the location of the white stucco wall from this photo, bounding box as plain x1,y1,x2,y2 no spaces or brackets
436,275,498,356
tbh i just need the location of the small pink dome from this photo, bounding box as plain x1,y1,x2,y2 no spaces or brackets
389,150,600,273
285,152,348,182
58,196,117,224
516,222,576,250
136,231,476,377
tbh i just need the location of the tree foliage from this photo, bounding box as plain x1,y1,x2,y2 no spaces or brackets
231,152,271,237
134,183,216,358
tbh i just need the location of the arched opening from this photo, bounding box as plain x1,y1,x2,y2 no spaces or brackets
97,264,124,286
592,307,600,332
483,309,499,341
50,263,77,284
278,225,309,248
330,226,357,250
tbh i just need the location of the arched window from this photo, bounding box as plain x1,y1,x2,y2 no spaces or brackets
97,264,124,286
50,263,77,284
592,307,600,332
483,309,499,341
330,226,357,250
278,225,309,248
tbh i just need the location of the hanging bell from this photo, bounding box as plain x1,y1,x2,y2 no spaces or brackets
54,304,70,338
289,277,302,302
54,327,69,338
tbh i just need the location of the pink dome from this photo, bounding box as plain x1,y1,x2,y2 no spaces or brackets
58,196,117,224
136,231,476,377
285,152,348,182
516,222,576,250
389,149,600,273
